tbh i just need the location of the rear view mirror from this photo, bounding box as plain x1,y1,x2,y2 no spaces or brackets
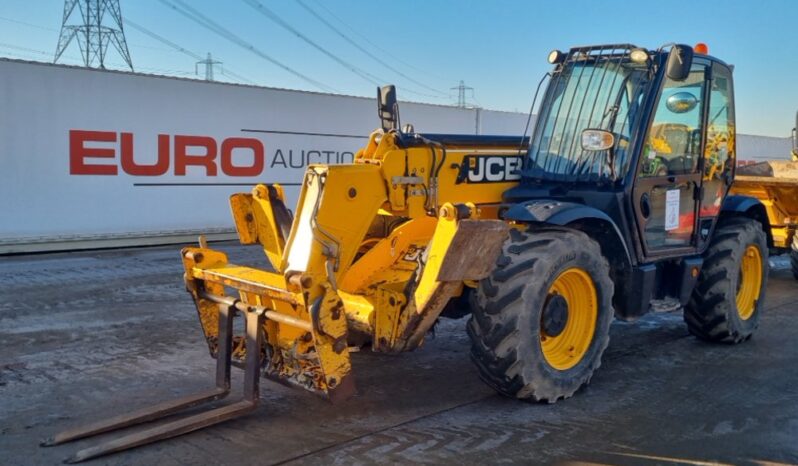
666,44,694,81
666,92,699,113
377,85,399,132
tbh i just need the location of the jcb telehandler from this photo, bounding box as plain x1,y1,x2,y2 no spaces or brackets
46,43,772,463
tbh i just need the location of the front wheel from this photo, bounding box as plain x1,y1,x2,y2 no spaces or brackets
685,217,768,343
467,227,614,403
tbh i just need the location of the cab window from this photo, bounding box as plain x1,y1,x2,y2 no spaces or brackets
699,64,735,219
704,66,734,181
640,67,706,178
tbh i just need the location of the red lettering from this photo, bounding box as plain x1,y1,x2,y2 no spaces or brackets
120,133,170,176
174,135,217,176
69,132,267,177
69,130,117,175
221,138,264,177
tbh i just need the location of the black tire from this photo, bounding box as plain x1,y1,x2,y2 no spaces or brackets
467,227,614,403
791,234,798,280
685,217,768,343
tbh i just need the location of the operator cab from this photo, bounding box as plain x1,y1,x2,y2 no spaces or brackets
503,43,743,318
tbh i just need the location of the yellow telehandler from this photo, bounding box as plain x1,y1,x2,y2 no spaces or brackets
45,43,775,463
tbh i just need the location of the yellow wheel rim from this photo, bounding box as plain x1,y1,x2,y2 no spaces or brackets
736,245,763,320
540,268,598,371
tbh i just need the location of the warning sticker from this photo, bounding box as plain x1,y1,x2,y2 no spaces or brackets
665,189,680,231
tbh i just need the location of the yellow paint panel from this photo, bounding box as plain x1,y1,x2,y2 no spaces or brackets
341,216,436,292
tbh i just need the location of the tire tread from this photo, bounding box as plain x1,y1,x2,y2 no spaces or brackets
468,227,614,402
684,217,768,343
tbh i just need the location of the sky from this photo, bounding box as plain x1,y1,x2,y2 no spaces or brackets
0,0,796,137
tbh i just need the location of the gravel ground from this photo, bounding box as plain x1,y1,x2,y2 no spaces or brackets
1,243,796,465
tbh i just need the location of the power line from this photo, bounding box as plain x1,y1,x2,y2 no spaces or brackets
220,69,256,85
0,41,91,63
95,18,254,84
124,18,255,85
0,50,51,61
0,15,58,32
0,42,51,57
159,0,334,92
0,41,152,72
307,0,450,83
0,15,174,54
0,12,255,85
242,0,442,99
124,17,201,60
241,0,382,86
295,0,447,97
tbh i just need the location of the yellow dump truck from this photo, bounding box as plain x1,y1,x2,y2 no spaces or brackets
729,110,798,277
46,43,776,463
733,160,798,278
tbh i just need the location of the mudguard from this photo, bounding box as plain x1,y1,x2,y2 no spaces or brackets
502,199,641,317
503,200,631,260
721,195,773,246
722,194,766,215
504,199,612,224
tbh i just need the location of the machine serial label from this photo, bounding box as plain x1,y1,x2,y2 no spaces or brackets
456,155,523,184
665,189,680,231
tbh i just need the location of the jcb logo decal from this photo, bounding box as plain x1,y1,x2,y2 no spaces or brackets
456,155,523,184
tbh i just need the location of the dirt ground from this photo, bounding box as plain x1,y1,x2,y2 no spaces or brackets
1,243,796,465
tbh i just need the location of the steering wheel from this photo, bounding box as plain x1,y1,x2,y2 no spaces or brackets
651,156,669,177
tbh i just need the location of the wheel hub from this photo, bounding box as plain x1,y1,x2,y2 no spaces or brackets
542,293,569,337
736,244,762,320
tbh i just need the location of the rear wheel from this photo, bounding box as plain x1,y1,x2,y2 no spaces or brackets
467,227,614,402
685,217,768,343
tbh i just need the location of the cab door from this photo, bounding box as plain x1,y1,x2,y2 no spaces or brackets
632,64,708,257
695,63,735,250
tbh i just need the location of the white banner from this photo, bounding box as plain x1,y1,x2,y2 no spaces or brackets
1,59,791,253
0,59,528,252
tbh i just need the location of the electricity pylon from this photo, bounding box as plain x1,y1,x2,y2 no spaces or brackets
55,0,133,70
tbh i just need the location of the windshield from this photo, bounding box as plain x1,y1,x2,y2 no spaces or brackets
525,48,651,182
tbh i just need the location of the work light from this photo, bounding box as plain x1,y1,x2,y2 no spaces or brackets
548,50,566,64
630,48,649,64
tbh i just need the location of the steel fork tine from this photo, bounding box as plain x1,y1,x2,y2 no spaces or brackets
41,388,229,447
42,303,235,447
56,309,263,463
64,400,258,463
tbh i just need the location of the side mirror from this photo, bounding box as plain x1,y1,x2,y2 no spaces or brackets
666,92,699,113
377,85,399,132
581,129,615,151
666,44,694,81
